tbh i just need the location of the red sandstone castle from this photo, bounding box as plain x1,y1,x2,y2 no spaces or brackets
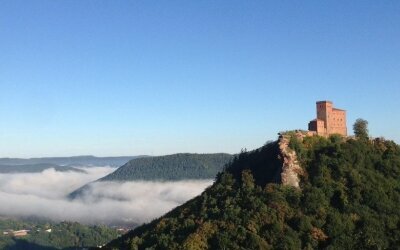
308,101,347,136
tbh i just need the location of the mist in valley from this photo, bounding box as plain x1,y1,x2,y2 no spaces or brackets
0,167,212,225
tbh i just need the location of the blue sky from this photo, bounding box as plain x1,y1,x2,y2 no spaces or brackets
1,1,399,157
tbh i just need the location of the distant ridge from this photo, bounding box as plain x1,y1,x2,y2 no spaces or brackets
68,153,233,199
0,155,145,167
0,163,85,173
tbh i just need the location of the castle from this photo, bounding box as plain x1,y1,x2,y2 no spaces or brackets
308,101,347,136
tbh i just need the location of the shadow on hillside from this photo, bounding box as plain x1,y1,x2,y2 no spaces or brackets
225,141,283,187
6,239,58,250
6,238,93,250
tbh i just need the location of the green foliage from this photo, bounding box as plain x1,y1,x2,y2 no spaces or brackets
241,170,255,190
353,118,369,140
0,219,119,249
101,153,233,181
222,142,282,187
69,153,233,199
105,137,400,250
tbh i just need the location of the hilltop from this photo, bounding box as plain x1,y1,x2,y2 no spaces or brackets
104,132,400,249
68,153,233,199
99,153,233,181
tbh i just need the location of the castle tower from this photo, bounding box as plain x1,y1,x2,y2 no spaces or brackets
308,101,347,136
316,101,333,132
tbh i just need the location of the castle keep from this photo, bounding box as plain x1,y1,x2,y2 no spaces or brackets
308,101,347,136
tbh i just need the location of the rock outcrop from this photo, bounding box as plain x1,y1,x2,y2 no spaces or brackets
278,132,305,188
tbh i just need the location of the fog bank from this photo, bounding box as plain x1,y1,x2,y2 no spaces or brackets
0,167,212,225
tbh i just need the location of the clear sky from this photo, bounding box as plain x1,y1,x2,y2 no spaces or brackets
1,1,399,158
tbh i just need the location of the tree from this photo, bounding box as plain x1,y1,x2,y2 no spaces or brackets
353,119,369,140
241,170,255,190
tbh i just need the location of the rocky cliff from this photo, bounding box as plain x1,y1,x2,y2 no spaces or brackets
278,132,305,188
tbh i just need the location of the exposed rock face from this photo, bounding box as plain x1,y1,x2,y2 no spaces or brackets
278,132,304,188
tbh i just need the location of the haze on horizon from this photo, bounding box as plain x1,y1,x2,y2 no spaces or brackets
1,1,399,158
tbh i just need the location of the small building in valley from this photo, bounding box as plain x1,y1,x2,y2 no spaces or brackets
11,230,29,237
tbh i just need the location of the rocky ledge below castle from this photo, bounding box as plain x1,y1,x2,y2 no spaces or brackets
278,131,305,189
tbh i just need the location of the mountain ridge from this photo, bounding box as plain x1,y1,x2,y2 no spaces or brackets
0,163,86,173
0,156,144,167
68,153,234,200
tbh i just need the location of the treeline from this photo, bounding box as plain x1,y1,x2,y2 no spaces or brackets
105,132,400,249
0,219,119,249
100,153,234,181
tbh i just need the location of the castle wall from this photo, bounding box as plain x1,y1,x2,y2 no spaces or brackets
328,109,347,135
316,120,326,135
309,101,347,136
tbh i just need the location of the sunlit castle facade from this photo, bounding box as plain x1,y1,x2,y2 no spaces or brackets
308,101,347,136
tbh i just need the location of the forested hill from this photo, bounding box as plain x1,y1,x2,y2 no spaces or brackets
104,133,400,249
68,153,233,199
99,153,234,181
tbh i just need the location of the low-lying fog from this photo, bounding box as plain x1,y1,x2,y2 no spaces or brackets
0,167,213,225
